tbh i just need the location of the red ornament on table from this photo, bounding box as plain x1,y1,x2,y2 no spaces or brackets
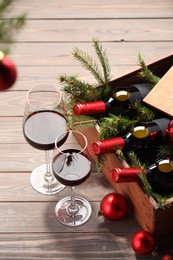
99,192,128,221
0,51,17,91
131,230,155,255
162,255,173,260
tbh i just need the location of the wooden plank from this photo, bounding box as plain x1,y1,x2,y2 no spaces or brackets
0,171,113,202
0,92,26,116
0,143,98,172
13,65,133,91
0,201,140,233
0,233,141,260
15,19,173,42
0,117,24,143
10,42,173,66
0,143,44,172
7,0,173,19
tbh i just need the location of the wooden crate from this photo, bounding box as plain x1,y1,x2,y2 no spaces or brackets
75,54,173,240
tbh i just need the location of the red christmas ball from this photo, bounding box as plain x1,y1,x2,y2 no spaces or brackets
99,192,128,221
131,230,155,255
0,51,17,91
162,255,173,260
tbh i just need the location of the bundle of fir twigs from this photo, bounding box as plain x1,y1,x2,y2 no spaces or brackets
59,38,173,208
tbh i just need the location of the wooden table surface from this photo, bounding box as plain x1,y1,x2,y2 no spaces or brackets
0,0,173,259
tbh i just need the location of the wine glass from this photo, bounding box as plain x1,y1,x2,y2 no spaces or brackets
52,129,92,227
22,83,67,195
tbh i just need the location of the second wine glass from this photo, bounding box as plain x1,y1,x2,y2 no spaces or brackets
52,130,92,226
23,83,67,195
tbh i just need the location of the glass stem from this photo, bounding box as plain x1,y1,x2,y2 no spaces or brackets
68,187,79,216
44,150,54,192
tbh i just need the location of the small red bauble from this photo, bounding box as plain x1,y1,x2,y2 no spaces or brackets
131,230,155,255
162,255,173,260
99,192,128,221
0,51,17,91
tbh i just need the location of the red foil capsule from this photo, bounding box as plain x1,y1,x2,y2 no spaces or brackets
73,101,106,116
111,168,142,183
167,119,173,145
92,137,125,155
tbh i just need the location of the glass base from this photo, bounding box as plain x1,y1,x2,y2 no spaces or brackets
55,195,92,226
30,164,65,195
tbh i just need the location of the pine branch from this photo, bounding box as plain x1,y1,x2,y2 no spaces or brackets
134,102,156,121
137,53,160,85
59,74,102,102
99,114,137,139
0,15,26,43
127,151,173,208
92,38,111,99
0,0,26,52
156,145,173,158
0,0,12,14
72,47,105,86
127,150,146,169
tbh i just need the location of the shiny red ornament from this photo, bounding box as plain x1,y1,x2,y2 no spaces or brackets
0,51,17,91
131,230,155,255
162,254,173,260
99,192,128,221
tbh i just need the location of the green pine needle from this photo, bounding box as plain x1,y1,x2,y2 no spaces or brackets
92,38,111,99
0,0,26,52
134,102,156,121
138,53,160,85
72,47,105,86
59,74,102,102
99,114,137,140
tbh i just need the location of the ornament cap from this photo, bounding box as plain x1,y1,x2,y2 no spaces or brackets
73,100,106,116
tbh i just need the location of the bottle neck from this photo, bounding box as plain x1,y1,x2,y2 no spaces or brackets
111,167,143,183
130,118,170,142
113,83,152,104
73,100,106,116
92,137,126,155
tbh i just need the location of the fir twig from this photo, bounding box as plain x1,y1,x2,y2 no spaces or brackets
137,53,160,85
72,47,105,86
156,145,173,158
92,38,111,99
134,102,156,121
59,74,102,102
127,151,173,208
0,0,26,53
99,114,137,140
127,150,146,169
0,0,12,14
92,38,110,86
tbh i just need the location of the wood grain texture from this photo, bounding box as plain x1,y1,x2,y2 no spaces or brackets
7,0,173,19
0,0,173,259
10,42,173,66
15,19,173,42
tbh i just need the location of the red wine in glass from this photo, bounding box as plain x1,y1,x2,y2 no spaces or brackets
23,83,67,195
52,130,92,227
52,149,91,186
23,110,67,150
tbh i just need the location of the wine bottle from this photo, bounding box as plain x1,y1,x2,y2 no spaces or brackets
73,83,153,117
111,157,173,194
92,118,173,160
